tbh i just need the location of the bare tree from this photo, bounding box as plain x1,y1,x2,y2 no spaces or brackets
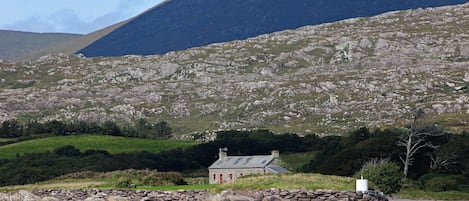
429,151,458,174
397,110,444,179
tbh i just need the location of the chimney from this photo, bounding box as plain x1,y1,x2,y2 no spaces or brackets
219,147,228,159
271,150,280,159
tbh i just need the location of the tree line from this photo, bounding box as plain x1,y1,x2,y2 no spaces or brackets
0,118,172,139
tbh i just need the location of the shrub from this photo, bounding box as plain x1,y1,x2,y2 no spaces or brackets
142,172,187,186
109,169,187,187
425,177,458,192
355,158,402,194
418,174,467,191
417,173,439,188
53,145,81,156
400,179,420,191
445,175,468,185
57,171,105,180
115,177,132,188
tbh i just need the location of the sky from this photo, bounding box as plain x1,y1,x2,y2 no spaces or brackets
0,0,164,34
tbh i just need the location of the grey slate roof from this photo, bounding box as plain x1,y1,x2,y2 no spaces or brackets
266,166,290,173
209,155,274,169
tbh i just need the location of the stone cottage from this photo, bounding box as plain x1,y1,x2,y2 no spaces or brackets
208,148,290,184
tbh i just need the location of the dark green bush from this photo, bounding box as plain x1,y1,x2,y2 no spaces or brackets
56,171,103,180
445,175,468,185
110,169,187,187
417,173,439,188
115,177,132,188
142,172,187,186
53,145,81,156
418,174,467,191
355,159,402,194
425,177,458,192
400,179,420,191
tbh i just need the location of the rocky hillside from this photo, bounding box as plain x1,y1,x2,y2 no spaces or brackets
77,0,469,57
0,3,468,136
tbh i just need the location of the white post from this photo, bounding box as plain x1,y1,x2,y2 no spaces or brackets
356,176,368,192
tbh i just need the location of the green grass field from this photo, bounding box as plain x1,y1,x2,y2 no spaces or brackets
0,135,197,159
0,180,215,193
397,189,469,200
213,173,355,192
0,179,107,192
0,173,354,193
0,138,13,142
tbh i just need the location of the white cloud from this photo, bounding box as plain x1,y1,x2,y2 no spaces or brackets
0,0,162,34
4,9,97,34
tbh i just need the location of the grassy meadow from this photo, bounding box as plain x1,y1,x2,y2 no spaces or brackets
0,179,106,192
0,138,13,142
397,189,469,200
0,135,197,159
0,173,355,193
213,173,355,192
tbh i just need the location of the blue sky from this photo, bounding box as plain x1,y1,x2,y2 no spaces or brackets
0,0,163,34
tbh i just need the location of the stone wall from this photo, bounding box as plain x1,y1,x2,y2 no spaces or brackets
215,188,388,201
0,189,210,201
0,189,388,201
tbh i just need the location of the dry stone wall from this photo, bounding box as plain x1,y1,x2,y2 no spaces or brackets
0,189,388,201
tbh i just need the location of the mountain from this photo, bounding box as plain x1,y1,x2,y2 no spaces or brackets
77,0,469,57
0,31,81,60
20,20,130,61
0,3,468,136
1,20,130,61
